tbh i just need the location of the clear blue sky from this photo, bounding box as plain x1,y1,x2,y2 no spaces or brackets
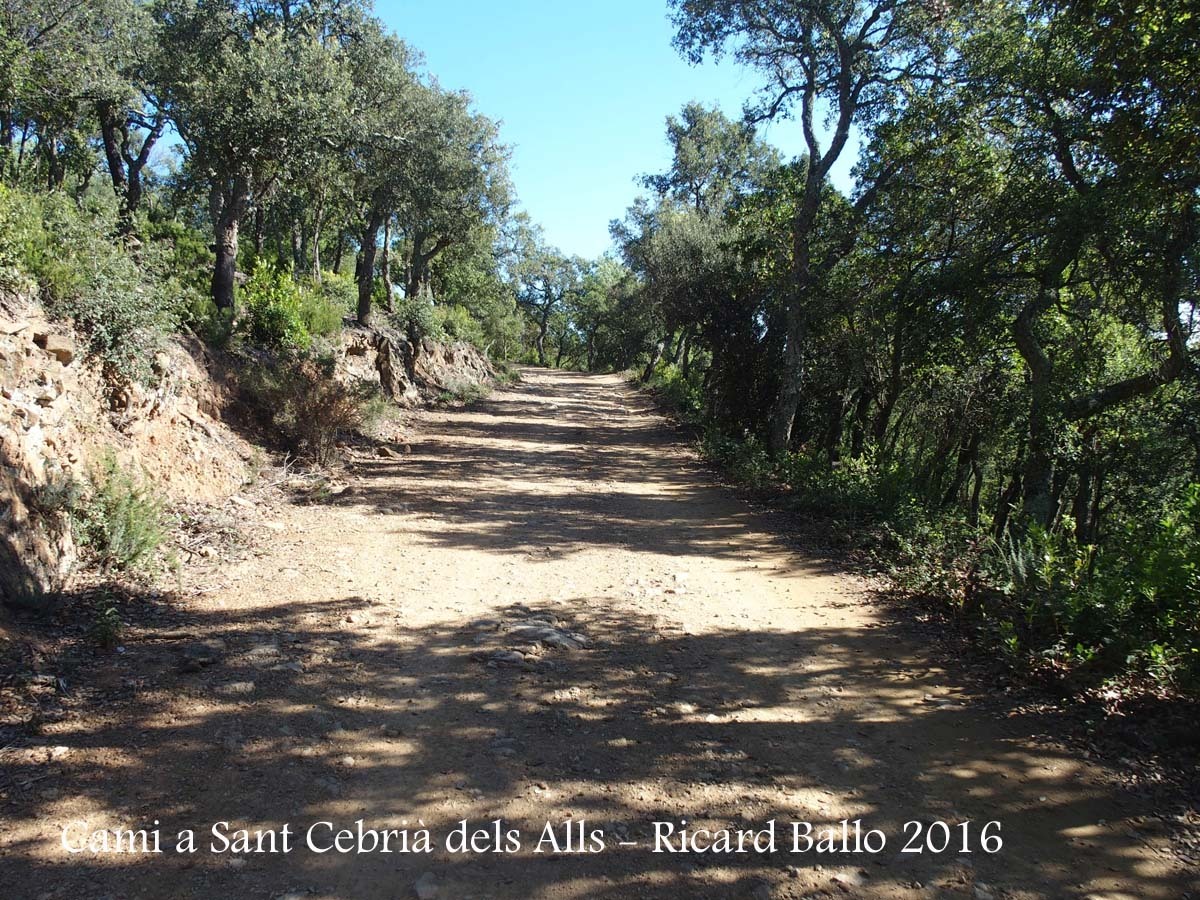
374,0,859,259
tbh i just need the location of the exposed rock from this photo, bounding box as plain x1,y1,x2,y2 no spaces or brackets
0,319,30,336
1,294,250,610
215,681,256,696
33,332,75,364
488,650,527,668
338,322,493,408
507,619,590,651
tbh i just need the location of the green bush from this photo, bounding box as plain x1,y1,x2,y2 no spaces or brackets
90,600,124,651
297,273,352,337
1089,485,1200,687
779,450,913,523
434,303,486,348
0,186,183,383
143,215,214,299
437,379,488,404
75,454,168,574
871,489,1200,691
239,263,311,352
0,184,42,291
390,295,445,346
647,362,704,420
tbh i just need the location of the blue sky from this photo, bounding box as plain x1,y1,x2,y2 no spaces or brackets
374,0,859,259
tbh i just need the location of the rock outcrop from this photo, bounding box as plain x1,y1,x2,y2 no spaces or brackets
338,322,493,405
0,293,252,609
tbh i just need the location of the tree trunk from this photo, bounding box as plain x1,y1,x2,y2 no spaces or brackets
96,102,132,235
992,435,1027,540
290,221,304,278
641,331,672,383
942,431,982,508
251,205,265,260
356,212,383,326
872,338,903,446
310,203,324,282
380,217,394,312
210,177,247,312
332,229,346,274
212,207,240,310
585,329,597,371
1019,362,1056,528
768,176,825,455
680,331,694,380
535,316,549,366
848,388,871,459
968,460,984,528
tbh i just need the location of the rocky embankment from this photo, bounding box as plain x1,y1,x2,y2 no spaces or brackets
339,321,493,404
0,293,494,610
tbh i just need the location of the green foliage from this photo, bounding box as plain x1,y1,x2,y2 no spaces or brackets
879,496,1200,690
90,600,124,651
434,303,486,347
239,263,311,352
492,360,522,384
298,276,350,338
390,295,445,345
437,379,488,405
75,454,168,575
0,186,183,383
646,362,704,419
1091,486,1200,687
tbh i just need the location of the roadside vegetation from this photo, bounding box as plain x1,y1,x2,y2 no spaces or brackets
532,2,1199,698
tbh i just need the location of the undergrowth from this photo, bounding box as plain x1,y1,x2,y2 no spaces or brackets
643,363,1200,696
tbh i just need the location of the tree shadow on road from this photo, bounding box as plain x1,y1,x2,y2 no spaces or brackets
1,592,1187,899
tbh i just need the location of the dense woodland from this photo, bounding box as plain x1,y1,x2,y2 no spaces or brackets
1,0,1197,694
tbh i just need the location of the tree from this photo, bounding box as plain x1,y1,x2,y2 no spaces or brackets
953,0,1199,526
572,257,629,371
148,0,357,309
395,85,510,304
671,0,949,452
339,21,421,325
87,0,165,235
514,225,584,366
0,0,105,189
642,101,778,213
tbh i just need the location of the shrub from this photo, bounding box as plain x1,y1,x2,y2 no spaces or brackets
647,362,704,420
779,450,913,523
390,296,445,346
239,263,311,352
0,187,182,383
434,303,486,348
493,360,522,384
1089,485,1200,687
240,357,372,465
437,379,488,404
288,272,353,339
75,454,168,574
315,271,357,312
90,599,123,651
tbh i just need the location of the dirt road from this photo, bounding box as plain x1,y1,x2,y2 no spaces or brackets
1,370,1191,899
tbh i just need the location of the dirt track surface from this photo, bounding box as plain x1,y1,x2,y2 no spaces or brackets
1,369,1191,899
